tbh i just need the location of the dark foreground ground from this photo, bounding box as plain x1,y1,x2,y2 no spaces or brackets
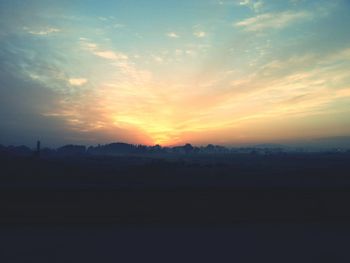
1,152,350,261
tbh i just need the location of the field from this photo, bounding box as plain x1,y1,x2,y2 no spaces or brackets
1,152,350,224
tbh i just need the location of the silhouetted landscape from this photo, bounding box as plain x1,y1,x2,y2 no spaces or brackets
2,0,350,261
1,141,350,225
3,140,350,260
2,142,350,261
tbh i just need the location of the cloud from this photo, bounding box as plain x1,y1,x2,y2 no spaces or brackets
24,27,61,35
239,0,264,13
93,51,128,60
152,55,164,63
239,0,250,4
0,60,76,146
160,46,350,144
167,32,179,38
175,49,183,56
2,1,347,146
235,11,312,31
69,78,87,86
194,31,207,38
83,42,97,49
113,23,125,29
81,40,128,61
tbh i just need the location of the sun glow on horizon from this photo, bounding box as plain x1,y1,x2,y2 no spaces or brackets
1,0,350,146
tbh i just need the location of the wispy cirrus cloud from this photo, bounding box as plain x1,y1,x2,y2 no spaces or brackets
1,0,348,146
24,26,61,35
166,32,179,38
81,40,128,61
93,50,128,60
69,78,87,86
194,31,207,38
235,10,312,31
218,0,263,13
113,23,125,29
238,0,264,13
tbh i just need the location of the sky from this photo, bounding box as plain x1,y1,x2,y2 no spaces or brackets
0,0,350,147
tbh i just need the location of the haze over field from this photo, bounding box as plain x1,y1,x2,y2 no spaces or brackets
1,0,350,147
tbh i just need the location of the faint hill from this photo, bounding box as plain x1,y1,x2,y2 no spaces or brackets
57,145,86,155
283,136,350,151
0,145,33,156
252,143,288,149
87,142,137,155
303,136,350,149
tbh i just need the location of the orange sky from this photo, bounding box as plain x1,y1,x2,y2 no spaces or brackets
1,0,350,146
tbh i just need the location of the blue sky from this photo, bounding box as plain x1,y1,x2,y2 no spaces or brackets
1,0,350,146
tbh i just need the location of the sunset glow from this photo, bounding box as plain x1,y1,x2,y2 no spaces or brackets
1,0,350,146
